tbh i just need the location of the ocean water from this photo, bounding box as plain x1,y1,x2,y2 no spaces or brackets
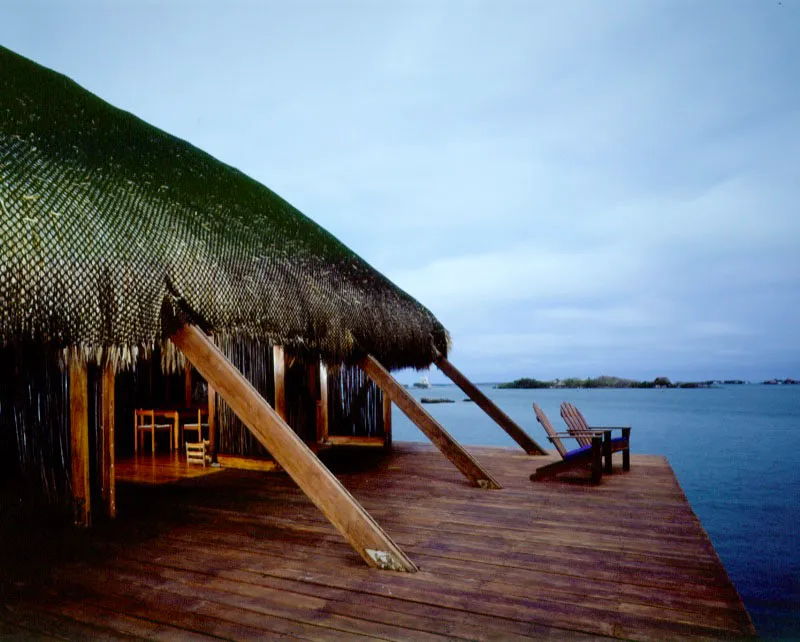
390,384,800,639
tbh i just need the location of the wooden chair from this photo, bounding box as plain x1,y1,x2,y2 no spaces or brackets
183,409,208,444
530,403,603,484
560,402,631,473
186,440,211,466
134,409,173,454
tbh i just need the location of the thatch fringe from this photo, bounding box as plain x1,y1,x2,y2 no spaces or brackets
53,339,185,374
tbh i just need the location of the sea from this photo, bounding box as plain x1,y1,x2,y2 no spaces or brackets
390,384,800,640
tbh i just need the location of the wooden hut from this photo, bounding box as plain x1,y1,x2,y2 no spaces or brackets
0,46,544,572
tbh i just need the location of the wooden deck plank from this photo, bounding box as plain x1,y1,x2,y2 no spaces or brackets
118,527,749,634
2,443,756,640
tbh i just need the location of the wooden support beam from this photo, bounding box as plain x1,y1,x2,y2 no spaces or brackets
208,382,217,463
171,324,417,572
273,345,286,420
435,357,547,455
324,435,385,447
184,364,193,407
317,363,329,444
382,392,392,449
360,355,501,489
100,361,116,519
69,356,91,527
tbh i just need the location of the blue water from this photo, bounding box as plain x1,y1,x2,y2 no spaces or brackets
391,385,800,639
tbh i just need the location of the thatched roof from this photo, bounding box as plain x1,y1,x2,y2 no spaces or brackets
0,46,449,370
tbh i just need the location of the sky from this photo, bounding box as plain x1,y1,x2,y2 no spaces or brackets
2,0,798,383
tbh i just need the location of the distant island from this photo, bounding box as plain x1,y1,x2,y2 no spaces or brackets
420,397,455,404
499,376,721,390
496,376,800,389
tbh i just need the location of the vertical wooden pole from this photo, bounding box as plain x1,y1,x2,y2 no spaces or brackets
317,363,329,444
100,361,116,519
273,345,286,420
69,355,91,527
382,392,392,449
208,382,218,462
184,364,193,407
307,361,318,443
360,355,501,489
171,324,417,572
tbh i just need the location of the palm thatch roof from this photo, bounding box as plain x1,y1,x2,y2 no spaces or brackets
0,46,449,370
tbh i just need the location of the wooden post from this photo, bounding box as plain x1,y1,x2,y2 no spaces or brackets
69,355,91,527
316,363,329,444
171,323,417,572
273,345,286,420
591,435,603,484
100,361,116,519
208,382,218,462
622,428,631,471
360,355,501,489
382,392,392,449
435,357,547,455
184,364,193,407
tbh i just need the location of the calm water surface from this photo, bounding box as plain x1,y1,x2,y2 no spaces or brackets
391,385,800,639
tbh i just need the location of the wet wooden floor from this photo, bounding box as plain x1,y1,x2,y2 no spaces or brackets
0,443,756,640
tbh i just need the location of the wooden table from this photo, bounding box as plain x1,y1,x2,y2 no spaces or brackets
135,409,180,451
135,407,211,454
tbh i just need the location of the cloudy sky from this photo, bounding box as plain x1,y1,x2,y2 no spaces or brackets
2,1,798,383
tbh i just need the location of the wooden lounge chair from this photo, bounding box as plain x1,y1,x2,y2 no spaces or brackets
186,440,211,466
560,401,631,473
530,403,603,484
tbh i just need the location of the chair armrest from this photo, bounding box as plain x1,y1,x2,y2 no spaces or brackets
587,426,631,431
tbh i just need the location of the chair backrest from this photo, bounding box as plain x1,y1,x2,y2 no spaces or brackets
561,402,592,447
135,409,154,429
533,403,568,458
186,440,208,466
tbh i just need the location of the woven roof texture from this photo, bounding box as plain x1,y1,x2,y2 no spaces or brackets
0,46,449,370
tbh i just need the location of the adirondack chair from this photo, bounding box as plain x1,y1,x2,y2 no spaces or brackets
560,402,631,473
530,403,603,484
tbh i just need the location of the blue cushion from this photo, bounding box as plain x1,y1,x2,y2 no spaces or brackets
564,444,593,459
610,437,628,446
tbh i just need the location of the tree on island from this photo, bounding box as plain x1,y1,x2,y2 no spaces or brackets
495,375,713,389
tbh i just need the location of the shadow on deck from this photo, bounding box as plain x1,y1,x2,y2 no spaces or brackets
0,443,756,640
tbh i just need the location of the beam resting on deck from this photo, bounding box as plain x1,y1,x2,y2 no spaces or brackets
360,355,501,489
435,356,547,455
170,323,417,572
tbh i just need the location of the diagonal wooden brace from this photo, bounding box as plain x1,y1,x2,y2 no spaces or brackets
435,357,547,455
171,324,417,572
360,355,501,489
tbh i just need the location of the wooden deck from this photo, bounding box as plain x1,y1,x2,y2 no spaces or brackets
0,443,756,640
